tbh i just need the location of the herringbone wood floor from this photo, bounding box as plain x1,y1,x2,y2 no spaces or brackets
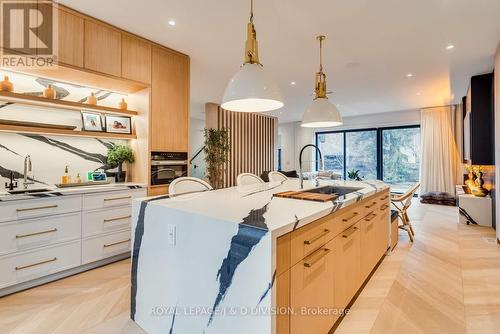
0,201,499,334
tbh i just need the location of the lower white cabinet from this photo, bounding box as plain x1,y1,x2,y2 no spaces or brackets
0,196,82,223
0,241,81,289
82,206,132,237
82,230,131,264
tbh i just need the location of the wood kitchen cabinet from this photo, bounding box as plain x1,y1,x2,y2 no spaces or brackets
121,34,151,84
84,20,122,77
57,7,84,67
151,46,189,152
335,222,361,308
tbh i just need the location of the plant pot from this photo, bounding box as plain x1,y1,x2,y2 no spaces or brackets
115,171,126,183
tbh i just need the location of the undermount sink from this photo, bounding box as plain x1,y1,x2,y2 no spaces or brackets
8,188,51,195
303,185,363,197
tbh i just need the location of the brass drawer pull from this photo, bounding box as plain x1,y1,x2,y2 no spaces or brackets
103,238,131,248
16,204,58,212
342,226,358,238
380,204,389,210
103,196,132,202
304,229,330,245
15,257,57,271
16,228,58,239
364,213,377,222
365,202,377,209
342,212,358,222
380,195,389,201
104,215,132,223
304,248,331,268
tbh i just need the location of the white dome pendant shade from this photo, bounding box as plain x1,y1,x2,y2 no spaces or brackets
301,35,342,128
221,0,283,113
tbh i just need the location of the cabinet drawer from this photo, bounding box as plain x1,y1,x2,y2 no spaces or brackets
290,218,333,266
0,241,81,289
0,196,82,223
82,206,132,237
0,213,81,256
82,230,131,264
336,222,361,308
83,189,146,211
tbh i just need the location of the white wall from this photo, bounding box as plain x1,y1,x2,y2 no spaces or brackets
189,117,206,178
494,43,500,241
277,109,420,172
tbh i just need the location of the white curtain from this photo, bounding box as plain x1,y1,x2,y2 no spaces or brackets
420,105,462,195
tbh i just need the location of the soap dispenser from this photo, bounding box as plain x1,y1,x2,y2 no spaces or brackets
61,165,70,184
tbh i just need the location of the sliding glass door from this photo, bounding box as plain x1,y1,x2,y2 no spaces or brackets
346,130,377,180
317,132,344,175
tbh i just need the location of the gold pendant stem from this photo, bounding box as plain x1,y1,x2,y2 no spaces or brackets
314,35,327,99
244,0,260,64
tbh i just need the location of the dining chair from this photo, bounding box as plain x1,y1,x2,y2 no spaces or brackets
236,173,264,186
268,171,288,182
391,182,420,242
169,177,213,195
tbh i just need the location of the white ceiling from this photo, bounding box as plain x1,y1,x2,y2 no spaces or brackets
58,0,500,123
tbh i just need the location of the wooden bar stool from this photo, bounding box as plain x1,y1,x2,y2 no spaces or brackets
391,183,420,242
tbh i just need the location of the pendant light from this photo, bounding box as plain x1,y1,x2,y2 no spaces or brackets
221,0,283,113
301,35,342,127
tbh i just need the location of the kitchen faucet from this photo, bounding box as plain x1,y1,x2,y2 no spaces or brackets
299,144,324,189
23,155,34,189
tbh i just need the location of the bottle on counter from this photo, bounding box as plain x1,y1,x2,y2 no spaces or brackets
75,173,82,184
61,165,70,184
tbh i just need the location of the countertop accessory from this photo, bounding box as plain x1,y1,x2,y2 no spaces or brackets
43,84,56,99
107,144,135,182
118,98,128,110
221,0,283,112
23,155,34,189
61,165,70,185
301,35,342,128
472,166,488,197
0,119,77,130
104,115,132,134
87,92,97,105
81,111,104,132
0,76,13,92
299,144,324,189
55,180,111,188
5,171,18,191
273,190,337,202
464,164,476,192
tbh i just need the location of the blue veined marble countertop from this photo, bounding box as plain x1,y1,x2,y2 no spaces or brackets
131,179,388,334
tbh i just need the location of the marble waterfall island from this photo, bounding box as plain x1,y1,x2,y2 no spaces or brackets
131,179,389,334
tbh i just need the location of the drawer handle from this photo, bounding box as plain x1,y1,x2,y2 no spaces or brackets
15,257,57,271
342,226,358,239
104,215,132,223
365,202,377,209
304,229,330,245
380,204,389,210
103,238,131,248
342,212,358,222
380,195,389,201
16,228,58,239
16,204,58,212
103,196,132,202
364,213,377,222
303,248,331,268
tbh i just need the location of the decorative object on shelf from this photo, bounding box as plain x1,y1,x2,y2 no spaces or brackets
43,84,56,99
61,165,71,185
81,111,104,132
75,173,82,183
302,35,342,128
472,166,488,197
86,92,97,105
221,0,283,113
0,76,13,92
55,180,111,188
0,119,77,130
203,128,230,189
464,164,476,192
118,98,128,110
347,169,363,181
105,115,132,134
107,144,135,183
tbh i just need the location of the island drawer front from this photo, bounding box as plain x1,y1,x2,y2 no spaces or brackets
82,206,132,237
0,240,81,289
336,222,362,308
82,230,131,264
83,189,146,211
0,196,82,223
290,216,334,266
0,213,81,256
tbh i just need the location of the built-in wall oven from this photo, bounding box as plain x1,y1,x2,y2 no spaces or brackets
151,152,188,186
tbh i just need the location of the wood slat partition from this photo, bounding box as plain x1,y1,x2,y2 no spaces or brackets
205,103,277,188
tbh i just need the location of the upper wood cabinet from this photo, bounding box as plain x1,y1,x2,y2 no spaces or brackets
151,46,189,152
121,34,151,84
84,21,122,77
57,8,84,67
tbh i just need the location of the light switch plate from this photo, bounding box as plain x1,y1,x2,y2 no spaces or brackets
168,224,176,246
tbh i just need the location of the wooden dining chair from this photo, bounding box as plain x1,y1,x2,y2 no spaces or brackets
391,183,420,242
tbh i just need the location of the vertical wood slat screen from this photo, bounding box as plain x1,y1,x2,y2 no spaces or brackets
205,103,277,188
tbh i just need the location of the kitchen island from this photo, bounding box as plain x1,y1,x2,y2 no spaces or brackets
131,179,390,334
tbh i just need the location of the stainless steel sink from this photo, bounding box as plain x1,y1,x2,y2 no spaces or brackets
8,188,51,195
303,185,363,197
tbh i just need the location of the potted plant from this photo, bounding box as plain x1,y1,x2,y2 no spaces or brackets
203,128,230,189
347,169,363,181
107,144,135,182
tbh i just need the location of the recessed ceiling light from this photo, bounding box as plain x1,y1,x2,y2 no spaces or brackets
168,20,176,26
446,44,455,50
406,73,414,78
290,81,296,86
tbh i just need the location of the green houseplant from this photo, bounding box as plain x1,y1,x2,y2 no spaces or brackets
347,169,363,181
107,144,135,182
204,128,230,189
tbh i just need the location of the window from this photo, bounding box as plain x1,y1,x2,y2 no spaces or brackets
315,126,420,188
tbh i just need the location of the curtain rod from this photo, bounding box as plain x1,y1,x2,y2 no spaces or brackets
420,103,459,110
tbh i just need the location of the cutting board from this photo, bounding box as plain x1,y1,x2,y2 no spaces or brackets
273,190,337,202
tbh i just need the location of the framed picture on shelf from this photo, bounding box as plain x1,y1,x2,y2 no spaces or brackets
105,115,132,134
81,111,103,132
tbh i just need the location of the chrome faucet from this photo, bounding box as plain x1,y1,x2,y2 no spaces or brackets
23,155,34,189
299,144,324,189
